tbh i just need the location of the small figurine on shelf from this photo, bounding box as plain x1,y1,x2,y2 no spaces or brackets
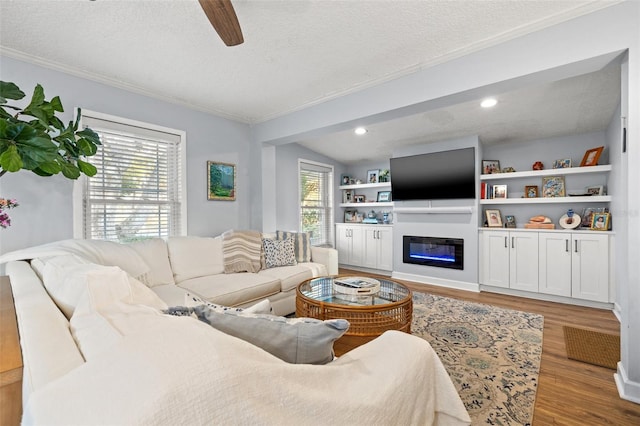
532,161,544,170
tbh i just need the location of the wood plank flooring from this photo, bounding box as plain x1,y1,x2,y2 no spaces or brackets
336,268,640,425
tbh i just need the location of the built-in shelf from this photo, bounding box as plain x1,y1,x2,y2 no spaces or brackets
338,182,391,190
480,195,611,205
393,206,473,214
340,202,394,208
480,164,611,180
478,227,614,234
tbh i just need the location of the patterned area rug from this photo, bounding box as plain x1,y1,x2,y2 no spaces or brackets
411,292,544,425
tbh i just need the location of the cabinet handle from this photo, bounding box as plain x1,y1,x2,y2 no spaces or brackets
376,230,380,239
566,239,569,252
504,236,508,248
511,237,515,249
575,240,578,253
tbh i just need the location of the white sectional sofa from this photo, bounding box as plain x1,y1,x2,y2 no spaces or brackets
1,233,471,425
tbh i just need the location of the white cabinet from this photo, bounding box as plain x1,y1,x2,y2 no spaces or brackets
539,232,609,302
335,224,364,266
363,226,393,271
479,230,538,291
335,224,392,271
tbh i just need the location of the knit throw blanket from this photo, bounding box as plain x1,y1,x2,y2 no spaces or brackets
221,230,262,273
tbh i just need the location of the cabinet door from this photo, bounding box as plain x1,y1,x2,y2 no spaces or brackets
572,234,609,302
362,227,379,269
335,225,352,265
539,232,572,297
349,226,365,267
479,231,510,288
509,231,539,292
376,227,393,271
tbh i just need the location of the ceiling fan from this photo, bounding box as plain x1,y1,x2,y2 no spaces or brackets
198,0,244,46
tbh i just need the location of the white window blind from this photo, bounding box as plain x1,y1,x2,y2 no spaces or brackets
79,114,185,242
299,160,333,246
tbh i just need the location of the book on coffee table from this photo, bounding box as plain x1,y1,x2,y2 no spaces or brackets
333,277,380,295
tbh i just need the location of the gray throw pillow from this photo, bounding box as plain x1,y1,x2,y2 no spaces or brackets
192,306,349,364
276,230,312,263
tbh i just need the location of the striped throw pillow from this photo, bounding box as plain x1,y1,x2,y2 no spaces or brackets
275,231,312,263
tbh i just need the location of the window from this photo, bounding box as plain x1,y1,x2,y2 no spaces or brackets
75,111,186,242
299,159,333,246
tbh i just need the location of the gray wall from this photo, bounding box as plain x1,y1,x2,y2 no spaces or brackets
0,55,253,255
272,143,346,235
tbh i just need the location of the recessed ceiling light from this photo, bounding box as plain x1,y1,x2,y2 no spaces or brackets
354,127,368,135
481,98,498,108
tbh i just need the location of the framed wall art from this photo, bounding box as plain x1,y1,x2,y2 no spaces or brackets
542,176,565,198
207,161,236,201
580,146,604,167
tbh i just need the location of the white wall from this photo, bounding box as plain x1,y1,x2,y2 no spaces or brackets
0,55,253,255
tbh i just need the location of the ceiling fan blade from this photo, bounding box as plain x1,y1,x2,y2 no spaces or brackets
198,0,244,46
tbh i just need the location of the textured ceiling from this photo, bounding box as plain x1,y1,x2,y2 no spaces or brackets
0,0,622,164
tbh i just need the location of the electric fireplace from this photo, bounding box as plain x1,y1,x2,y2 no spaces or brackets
403,236,464,270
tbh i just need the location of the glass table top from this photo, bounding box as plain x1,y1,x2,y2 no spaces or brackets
298,276,411,307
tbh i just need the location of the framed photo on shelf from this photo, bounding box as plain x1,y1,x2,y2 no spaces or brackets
482,160,501,175
207,161,236,201
525,185,539,198
485,209,503,227
590,212,610,230
342,189,354,203
585,185,604,196
340,174,351,185
553,158,572,169
580,146,604,167
580,207,608,228
378,169,390,182
344,210,357,223
504,215,516,228
353,194,365,203
367,169,379,184
377,191,392,202
542,176,566,198
492,184,507,199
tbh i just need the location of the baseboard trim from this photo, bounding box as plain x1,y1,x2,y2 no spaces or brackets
615,362,640,404
391,272,479,292
613,302,622,322
480,285,615,310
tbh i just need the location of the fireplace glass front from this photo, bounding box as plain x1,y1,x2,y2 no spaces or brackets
403,236,464,270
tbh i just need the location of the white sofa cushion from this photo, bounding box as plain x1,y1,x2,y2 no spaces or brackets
177,273,280,307
258,264,315,292
167,236,224,283
128,238,175,286
70,266,168,360
40,254,100,319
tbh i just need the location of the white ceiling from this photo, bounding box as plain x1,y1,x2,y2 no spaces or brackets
0,0,622,164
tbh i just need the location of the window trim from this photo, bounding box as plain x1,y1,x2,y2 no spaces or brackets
73,109,188,239
298,158,334,247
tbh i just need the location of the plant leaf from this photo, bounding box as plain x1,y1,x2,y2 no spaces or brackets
50,96,64,112
25,84,45,110
0,145,23,172
0,81,26,103
77,158,97,176
37,161,62,175
61,162,81,179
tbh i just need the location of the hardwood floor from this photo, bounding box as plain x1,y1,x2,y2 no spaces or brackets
336,268,640,425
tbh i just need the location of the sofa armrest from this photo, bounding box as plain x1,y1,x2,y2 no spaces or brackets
310,246,338,275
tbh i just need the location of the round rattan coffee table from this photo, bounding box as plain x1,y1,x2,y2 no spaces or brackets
296,276,413,337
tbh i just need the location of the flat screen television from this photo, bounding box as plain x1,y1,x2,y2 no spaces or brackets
390,147,476,201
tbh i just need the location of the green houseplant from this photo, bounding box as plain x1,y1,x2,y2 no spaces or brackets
0,81,101,179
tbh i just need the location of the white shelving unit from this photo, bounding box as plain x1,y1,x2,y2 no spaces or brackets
480,164,611,180
338,182,393,209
